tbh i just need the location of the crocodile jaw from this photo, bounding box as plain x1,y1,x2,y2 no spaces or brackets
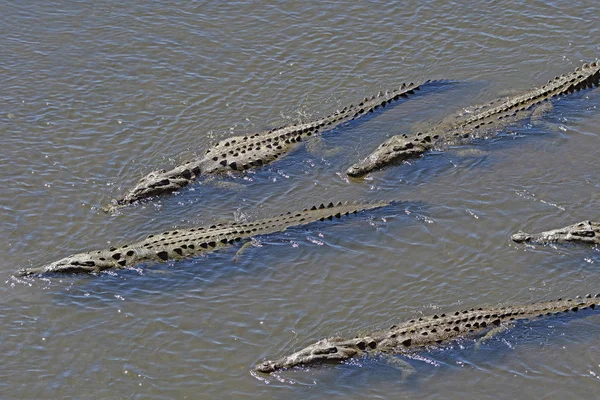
510,231,531,243
346,135,429,177
20,255,102,276
511,220,599,245
115,164,200,207
254,337,362,373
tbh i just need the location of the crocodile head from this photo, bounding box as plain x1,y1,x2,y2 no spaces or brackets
19,251,120,276
112,164,200,209
254,336,374,373
511,220,599,245
346,134,431,177
510,231,531,243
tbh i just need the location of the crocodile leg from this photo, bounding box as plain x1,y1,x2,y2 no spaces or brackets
474,323,513,351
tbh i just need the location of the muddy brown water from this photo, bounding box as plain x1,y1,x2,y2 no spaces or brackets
1,1,599,398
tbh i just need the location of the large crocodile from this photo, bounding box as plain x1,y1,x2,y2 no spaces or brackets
19,201,387,276
108,81,429,210
255,293,600,373
512,220,599,245
346,61,600,177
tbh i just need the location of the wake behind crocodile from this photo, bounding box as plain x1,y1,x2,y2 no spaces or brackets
108,81,434,211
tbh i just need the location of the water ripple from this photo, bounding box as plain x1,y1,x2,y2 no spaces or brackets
1,0,599,398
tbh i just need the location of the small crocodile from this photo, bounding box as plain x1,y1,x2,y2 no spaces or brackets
512,220,599,245
346,61,600,177
255,293,600,373
108,81,428,210
19,201,387,276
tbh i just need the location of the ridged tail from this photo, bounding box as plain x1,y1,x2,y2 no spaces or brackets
461,60,600,126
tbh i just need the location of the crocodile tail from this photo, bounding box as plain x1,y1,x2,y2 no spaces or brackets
248,200,390,237
546,60,600,95
460,60,600,127
337,80,431,122
521,293,600,316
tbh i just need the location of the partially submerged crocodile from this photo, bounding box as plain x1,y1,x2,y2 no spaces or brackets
346,61,600,177
255,293,600,373
512,220,599,245
19,201,387,275
109,81,428,210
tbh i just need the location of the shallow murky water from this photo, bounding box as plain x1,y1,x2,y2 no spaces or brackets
1,1,599,398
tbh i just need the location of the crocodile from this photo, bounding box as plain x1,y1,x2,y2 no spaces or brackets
512,220,599,245
108,81,429,211
255,293,600,373
18,201,387,276
346,61,600,177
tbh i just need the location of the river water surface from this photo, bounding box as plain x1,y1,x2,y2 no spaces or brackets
1,1,599,399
